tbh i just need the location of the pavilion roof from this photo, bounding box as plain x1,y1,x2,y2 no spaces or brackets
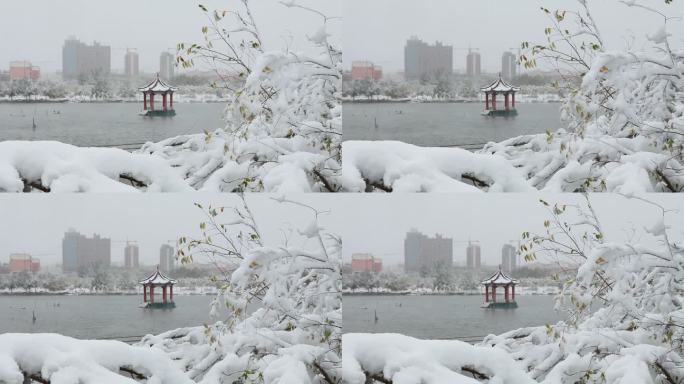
481,268,518,285
138,74,177,92
139,266,176,285
481,75,520,92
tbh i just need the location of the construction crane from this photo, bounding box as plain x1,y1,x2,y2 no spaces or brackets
111,239,138,245
452,47,480,52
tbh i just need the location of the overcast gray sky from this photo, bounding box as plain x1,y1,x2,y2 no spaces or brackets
0,0,341,74
1,194,682,269
339,194,684,267
0,194,338,268
344,0,684,73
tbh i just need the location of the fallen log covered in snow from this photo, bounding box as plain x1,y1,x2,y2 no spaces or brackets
0,333,192,384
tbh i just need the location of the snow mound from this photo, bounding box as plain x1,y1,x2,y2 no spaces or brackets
0,2,341,194
345,196,684,383
341,140,535,192
342,333,535,384
342,15,684,193
139,197,342,383
0,141,191,192
0,333,191,384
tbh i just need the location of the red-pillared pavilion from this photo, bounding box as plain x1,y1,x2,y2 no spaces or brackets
481,75,520,116
139,266,176,308
481,267,518,308
138,74,177,117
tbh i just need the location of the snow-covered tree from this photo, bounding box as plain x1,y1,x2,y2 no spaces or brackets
137,195,342,383
343,194,684,383
138,1,342,192
0,0,340,193
482,194,684,383
0,196,341,383
343,0,684,193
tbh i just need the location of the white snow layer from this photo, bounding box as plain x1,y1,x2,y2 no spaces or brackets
3,36,682,192
0,333,191,384
345,196,684,383
0,21,342,193
343,39,684,192
343,333,535,384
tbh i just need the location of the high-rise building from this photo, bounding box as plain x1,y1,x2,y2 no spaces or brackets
466,49,481,77
124,49,139,77
124,242,139,269
8,253,40,273
502,51,517,81
9,61,40,81
160,52,175,80
159,244,175,272
404,230,453,273
501,243,517,272
404,37,453,80
466,241,481,269
62,37,111,80
62,230,111,272
351,61,383,81
350,253,382,273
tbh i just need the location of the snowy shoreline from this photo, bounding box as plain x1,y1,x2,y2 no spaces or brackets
0,287,221,296
342,97,562,104
0,98,229,104
342,291,557,296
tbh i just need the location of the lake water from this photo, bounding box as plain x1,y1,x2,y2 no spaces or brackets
0,295,218,340
343,294,564,340
0,102,226,147
343,102,563,147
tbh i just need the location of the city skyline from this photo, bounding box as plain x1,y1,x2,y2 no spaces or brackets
341,194,684,266
344,0,684,73
0,194,339,267
404,230,453,272
1,0,341,74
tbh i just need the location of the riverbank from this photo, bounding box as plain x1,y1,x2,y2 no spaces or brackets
0,286,220,296
342,94,563,104
343,286,560,296
0,93,232,104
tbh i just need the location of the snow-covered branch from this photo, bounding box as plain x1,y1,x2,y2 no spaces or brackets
158,195,342,383
0,333,191,384
345,195,684,383
343,0,683,193
1,0,341,193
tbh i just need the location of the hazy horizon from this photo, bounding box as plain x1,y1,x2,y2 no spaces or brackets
0,194,339,268
1,194,682,270
339,194,684,267
1,0,341,75
344,0,684,73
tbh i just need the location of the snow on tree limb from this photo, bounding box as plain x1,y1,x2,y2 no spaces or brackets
341,140,536,192
345,194,684,383
343,0,683,193
0,141,192,193
154,195,342,383
0,333,192,384
0,196,341,383
0,0,341,193
342,333,535,384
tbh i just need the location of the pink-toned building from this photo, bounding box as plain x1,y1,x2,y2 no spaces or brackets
9,61,40,81
351,61,382,81
351,253,382,273
8,253,40,273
